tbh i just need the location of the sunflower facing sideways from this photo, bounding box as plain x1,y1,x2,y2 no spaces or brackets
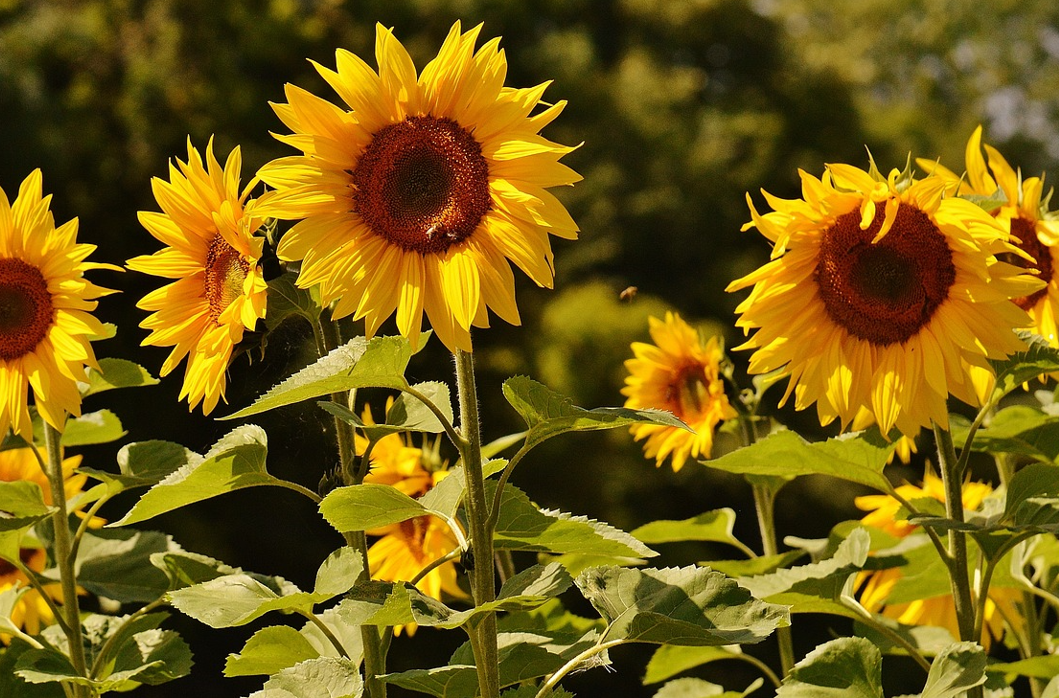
0,171,114,440
254,22,580,353
127,139,268,415
622,312,737,471
727,162,1040,436
917,125,1059,346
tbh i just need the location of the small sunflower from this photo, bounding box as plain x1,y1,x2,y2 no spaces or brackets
622,312,737,471
0,171,114,440
727,163,1040,435
255,22,580,353
856,474,1020,648
917,125,1059,345
0,446,86,636
357,404,465,634
127,139,268,415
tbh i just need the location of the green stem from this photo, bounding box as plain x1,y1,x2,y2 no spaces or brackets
298,609,350,658
932,422,983,698
751,480,795,676
42,422,89,698
454,347,500,698
1021,590,1046,698
535,639,626,698
733,652,783,690
90,598,166,678
844,599,931,673
972,532,1035,642
314,315,386,698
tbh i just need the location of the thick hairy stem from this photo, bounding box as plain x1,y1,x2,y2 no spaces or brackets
314,316,387,698
42,422,89,698
933,423,982,698
751,481,795,676
454,348,500,698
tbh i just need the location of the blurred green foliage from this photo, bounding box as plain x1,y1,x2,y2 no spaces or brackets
2,0,1057,695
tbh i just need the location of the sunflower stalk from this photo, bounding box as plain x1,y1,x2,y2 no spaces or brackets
932,422,984,698
750,478,795,677
454,347,501,698
313,315,387,698
42,421,90,698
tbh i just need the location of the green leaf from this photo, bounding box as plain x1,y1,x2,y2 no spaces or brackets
706,429,895,491
113,425,294,526
1005,463,1059,520
61,409,125,446
853,617,957,657
322,381,454,434
643,645,743,685
380,666,479,697
920,642,986,698
225,626,321,677
300,602,364,664
82,440,197,494
76,528,177,603
952,407,1059,462
247,656,363,698
633,508,750,552
0,481,53,532
575,565,789,645
989,331,1059,399
149,549,242,590
168,573,310,628
79,358,159,398
224,336,412,420
313,546,364,597
738,528,869,611
264,272,322,332
104,628,193,689
502,375,688,449
987,654,1059,680
494,484,656,559
705,551,804,578
776,637,883,698
319,484,428,533
0,585,32,637
0,638,64,698
653,677,763,698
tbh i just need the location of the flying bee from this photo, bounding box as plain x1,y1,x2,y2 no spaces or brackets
619,285,638,302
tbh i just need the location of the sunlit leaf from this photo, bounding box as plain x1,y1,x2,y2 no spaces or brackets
494,485,656,559
775,637,883,698
653,677,763,698
987,654,1059,681
224,337,412,420
0,481,53,532
920,642,986,698
81,440,198,495
61,409,125,446
319,484,428,533
502,375,688,449
633,509,751,554
989,331,1059,399
643,645,743,685
79,358,159,398
225,626,320,677
706,430,895,491
575,565,789,645
245,657,363,698
113,426,302,526
951,407,1059,462
705,551,804,578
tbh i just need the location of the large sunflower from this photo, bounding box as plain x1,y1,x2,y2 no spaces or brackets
0,446,86,636
255,22,580,353
917,125,1059,346
622,312,737,471
856,474,1021,649
0,171,113,440
727,164,1040,435
128,139,268,415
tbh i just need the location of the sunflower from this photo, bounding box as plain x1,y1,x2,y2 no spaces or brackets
254,22,580,353
357,404,465,634
726,163,1040,435
917,125,1059,346
0,446,86,637
856,473,1021,648
622,312,737,471
127,139,268,415
0,171,114,441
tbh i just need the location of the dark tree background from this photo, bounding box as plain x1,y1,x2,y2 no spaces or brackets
3,0,1059,694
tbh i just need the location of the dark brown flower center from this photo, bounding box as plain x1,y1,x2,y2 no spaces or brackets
353,116,491,254
815,204,955,346
1007,217,1052,311
0,547,38,577
203,236,248,320
667,364,711,419
399,516,430,562
0,258,54,362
